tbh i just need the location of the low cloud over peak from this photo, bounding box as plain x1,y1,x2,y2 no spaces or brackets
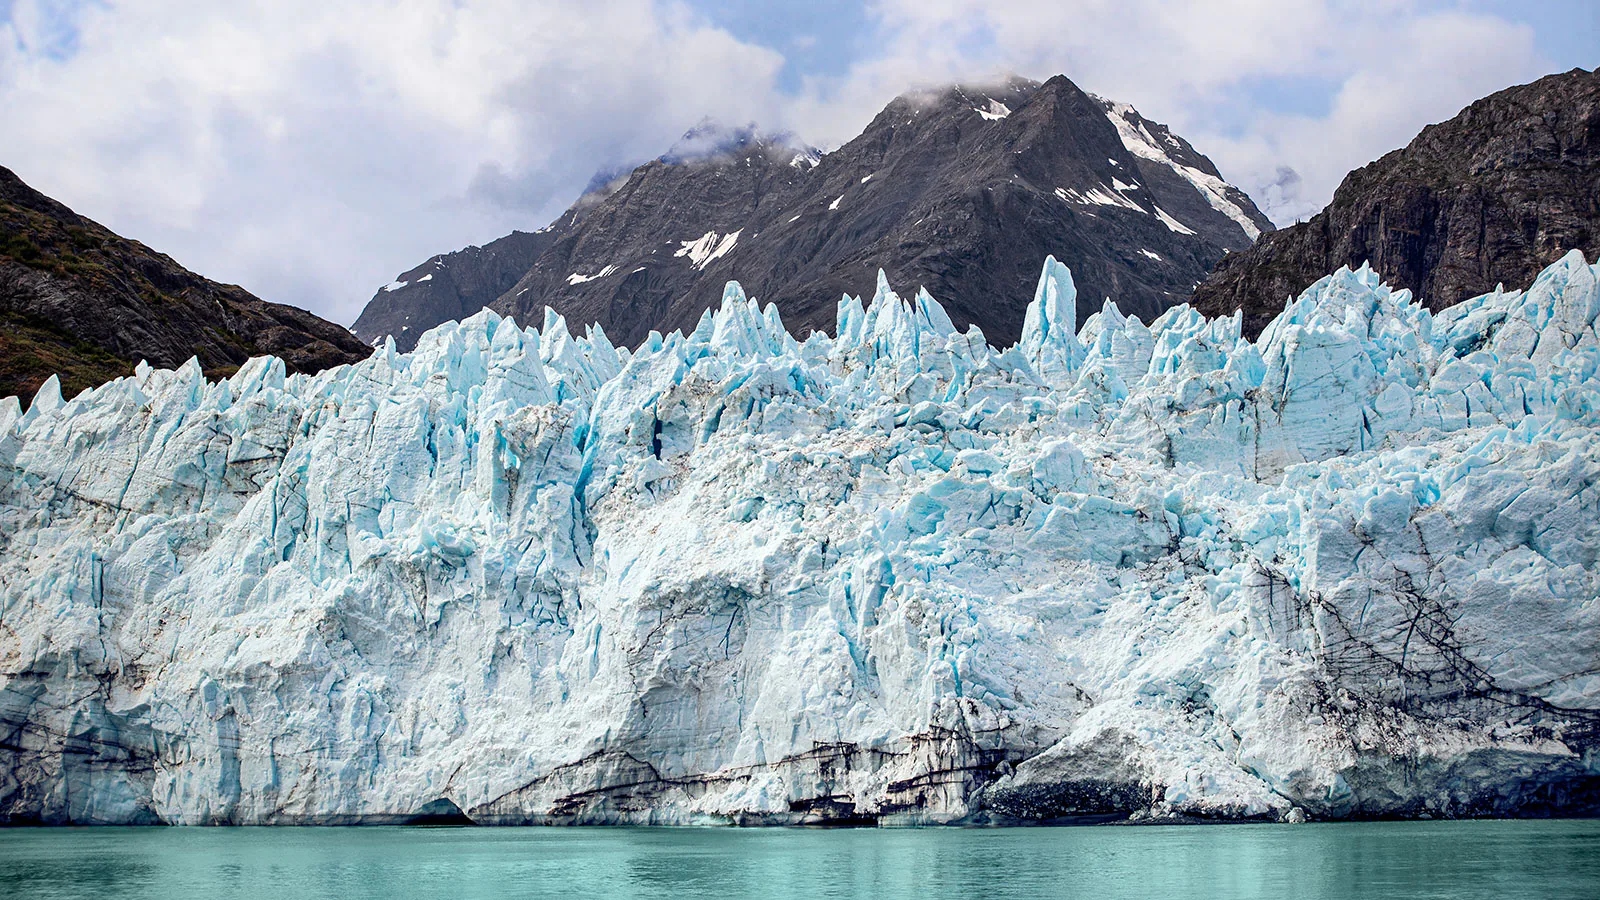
0,0,1581,324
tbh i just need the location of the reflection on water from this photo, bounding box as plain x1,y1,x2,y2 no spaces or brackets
1,819,1597,899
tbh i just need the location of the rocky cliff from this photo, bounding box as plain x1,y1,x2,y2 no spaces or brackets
349,229,564,357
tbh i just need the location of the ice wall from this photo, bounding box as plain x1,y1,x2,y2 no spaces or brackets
1,253,1597,824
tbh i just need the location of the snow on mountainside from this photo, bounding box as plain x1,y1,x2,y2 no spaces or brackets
2,251,1598,825
1096,97,1265,242
349,121,819,355
355,75,1273,354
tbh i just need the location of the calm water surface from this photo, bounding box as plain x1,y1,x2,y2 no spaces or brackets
2,820,1597,899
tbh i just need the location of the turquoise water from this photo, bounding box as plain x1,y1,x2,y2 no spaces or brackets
1,820,1597,899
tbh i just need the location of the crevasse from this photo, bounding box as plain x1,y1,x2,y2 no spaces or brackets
1,252,1597,824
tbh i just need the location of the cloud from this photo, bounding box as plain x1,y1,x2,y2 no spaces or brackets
0,0,1561,326
1184,7,1545,223
0,0,784,323
777,1,1548,226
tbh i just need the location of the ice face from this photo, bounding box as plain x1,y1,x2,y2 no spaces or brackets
1,253,1597,825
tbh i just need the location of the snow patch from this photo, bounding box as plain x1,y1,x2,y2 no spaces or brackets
1056,186,1143,212
974,99,1012,121
566,265,619,285
1101,101,1262,240
675,230,742,270
789,148,822,169
1153,206,1198,235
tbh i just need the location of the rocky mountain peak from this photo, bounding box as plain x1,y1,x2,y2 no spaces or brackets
660,119,819,168
355,74,1273,352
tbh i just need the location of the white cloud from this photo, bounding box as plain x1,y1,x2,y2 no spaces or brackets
779,1,1548,224
1184,8,1545,223
0,0,1559,326
0,0,784,323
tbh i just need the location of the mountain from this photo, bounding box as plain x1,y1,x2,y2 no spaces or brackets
349,122,818,353
3,250,1597,825
355,75,1271,352
349,229,565,354
0,166,370,401
1194,67,1600,338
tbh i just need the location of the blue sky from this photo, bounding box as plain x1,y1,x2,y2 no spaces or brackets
685,0,873,93
0,1,1593,323
697,1,1595,112
688,0,1594,133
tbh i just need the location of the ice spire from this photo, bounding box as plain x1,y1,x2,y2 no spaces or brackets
1019,255,1085,380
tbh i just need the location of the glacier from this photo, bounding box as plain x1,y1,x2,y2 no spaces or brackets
1,251,1598,825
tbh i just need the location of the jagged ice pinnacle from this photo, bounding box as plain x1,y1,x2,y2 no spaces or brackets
1,251,1598,825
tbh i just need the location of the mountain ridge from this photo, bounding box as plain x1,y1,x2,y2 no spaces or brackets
1193,67,1600,337
0,166,370,400
356,74,1272,352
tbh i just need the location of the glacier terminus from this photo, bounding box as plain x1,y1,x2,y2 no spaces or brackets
1,251,1598,825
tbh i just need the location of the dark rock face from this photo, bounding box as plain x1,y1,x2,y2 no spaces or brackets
350,228,563,353
349,122,810,353
0,166,370,401
1194,68,1600,338
981,732,1161,823
357,75,1271,351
